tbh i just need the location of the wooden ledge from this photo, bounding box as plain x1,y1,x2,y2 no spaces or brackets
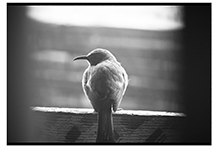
31,106,185,117
31,106,186,143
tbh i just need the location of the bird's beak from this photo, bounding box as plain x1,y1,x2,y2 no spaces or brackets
73,55,88,61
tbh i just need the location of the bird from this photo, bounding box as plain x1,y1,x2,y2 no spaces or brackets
73,48,128,143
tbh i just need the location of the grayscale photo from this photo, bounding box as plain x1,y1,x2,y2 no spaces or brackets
7,4,211,145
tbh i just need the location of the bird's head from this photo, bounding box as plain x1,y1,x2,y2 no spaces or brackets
73,48,117,66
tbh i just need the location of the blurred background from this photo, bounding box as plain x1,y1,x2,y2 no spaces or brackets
18,6,184,112
8,5,211,143
25,6,184,112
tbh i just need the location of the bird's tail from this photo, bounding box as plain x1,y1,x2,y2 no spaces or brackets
96,101,115,143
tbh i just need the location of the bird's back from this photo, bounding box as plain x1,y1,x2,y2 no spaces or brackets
83,59,128,112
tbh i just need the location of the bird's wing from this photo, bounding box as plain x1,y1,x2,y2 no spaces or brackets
83,60,128,112
91,60,127,112
82,67,101,112
121,65,128,96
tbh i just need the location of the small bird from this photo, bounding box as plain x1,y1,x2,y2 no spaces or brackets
74,48,128,143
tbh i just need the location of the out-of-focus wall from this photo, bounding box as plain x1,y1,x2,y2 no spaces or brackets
27,18,184,112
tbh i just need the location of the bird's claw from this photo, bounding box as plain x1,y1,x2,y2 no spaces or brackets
117,108,123,111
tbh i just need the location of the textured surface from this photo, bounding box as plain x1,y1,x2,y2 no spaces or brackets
31,107,185,143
